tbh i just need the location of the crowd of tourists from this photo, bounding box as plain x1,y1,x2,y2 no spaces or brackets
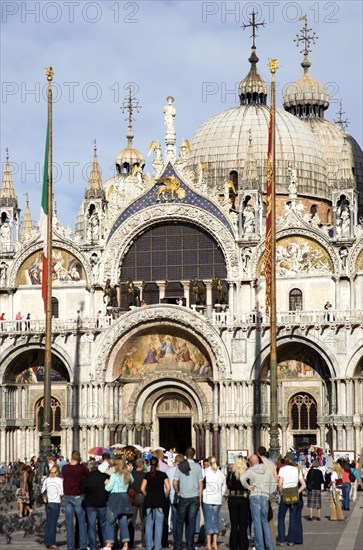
0,447,361,550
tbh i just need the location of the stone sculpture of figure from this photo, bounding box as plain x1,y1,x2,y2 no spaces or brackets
164,96,176,134
126,278,141,307
287,165,298,199
243,204,255,234
0,221,11,242
339,247,348,270
340,206,350,236
90,252,99,281
0,261,8,287
131,164,144,190
241,247,252,274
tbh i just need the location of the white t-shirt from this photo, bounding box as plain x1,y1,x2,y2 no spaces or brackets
330,470,341,492
41,476,63,503
278,465,302,489
202,467,226,505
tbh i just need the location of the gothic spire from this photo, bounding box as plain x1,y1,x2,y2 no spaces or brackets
85,140,104,199
20,193,33,241
0,148,18,207
241,129,258,186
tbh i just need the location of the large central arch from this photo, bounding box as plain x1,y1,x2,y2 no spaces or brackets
92,304,232,381
101,204,241,283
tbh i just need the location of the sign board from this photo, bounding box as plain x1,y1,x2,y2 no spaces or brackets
227,449,249,465
332,450,355,462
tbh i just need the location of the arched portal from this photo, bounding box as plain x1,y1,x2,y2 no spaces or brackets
258,341,332,454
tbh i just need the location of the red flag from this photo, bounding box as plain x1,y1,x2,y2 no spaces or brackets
265,105,274,316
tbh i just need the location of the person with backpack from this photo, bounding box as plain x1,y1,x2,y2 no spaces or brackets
277,453,306,546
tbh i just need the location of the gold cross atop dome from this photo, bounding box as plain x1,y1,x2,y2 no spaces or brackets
122,85,142,148
294,15,318,57
242,8,265,49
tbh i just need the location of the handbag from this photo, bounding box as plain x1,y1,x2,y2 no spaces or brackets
36,490,48,506
282,469,299,505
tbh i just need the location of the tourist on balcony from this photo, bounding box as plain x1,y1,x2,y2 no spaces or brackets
324,302,334,322
0,312,4,329
15,311,23,330
25,313,31,330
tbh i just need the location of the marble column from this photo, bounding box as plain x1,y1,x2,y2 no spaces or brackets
109,428,115,446
181,281,191,308
157,282,166,302
228,282,234,313
246,424,253,455
194,423,201,459
205,280,213,318
319,424,326,449
200,424,206,458
212,424,220,461
135,424,143,446
145,424,151,447
220,424,227,467
281,424,287,456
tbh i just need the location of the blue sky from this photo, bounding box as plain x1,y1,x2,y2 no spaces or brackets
1,0,362,229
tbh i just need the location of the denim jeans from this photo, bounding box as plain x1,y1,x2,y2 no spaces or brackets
175,496,200,550
249,496,274,550
64,494,88,550
277,498,302,545
85,506,107,550
105,514,130,544
171,503,178,543
342,482,351,510
145,507,164,550
203,503,221,535
44,502,60,546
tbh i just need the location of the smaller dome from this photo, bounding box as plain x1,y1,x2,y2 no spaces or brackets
238,47,268,106
116,146,145,167
283,58,330,118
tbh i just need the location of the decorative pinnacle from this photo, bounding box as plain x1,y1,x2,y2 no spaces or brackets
294,15,318,57
46,67,54,82
242,9,265,49
24,192,29,206
122,85,142,147
5,147,9,162
93,139,97,155
333,99,349,129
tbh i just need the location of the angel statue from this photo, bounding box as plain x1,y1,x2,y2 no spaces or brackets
287,165,298,199
196,161,209,191
148,140,162,161
131,164,144,190
179,139,191,161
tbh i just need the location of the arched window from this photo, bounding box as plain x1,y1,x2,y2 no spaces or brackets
289,288,302,311
310,204,318,217
289,393,317,430
51,297,59,318
36,397,62,432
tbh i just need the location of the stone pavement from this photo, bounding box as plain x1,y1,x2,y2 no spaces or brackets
1,491,362,549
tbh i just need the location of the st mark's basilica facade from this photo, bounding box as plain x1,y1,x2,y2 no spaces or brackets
0,23,362,465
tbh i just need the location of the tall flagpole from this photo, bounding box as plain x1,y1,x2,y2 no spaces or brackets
268,59,280,459
40,67,54,462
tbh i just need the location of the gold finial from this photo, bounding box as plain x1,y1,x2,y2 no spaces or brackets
46,67,54,82
122,85,142,147
294,15,318,57
268,59,279,74
242,8,265,49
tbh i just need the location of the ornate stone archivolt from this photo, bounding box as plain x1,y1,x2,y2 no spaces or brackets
92,305,232,382
101,204,241,283
349,239,363,276
127,376,209,424
251,334,339,380
8,239,93,287
251,228,340,278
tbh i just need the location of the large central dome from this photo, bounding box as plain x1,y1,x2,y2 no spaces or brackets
188,104,328,200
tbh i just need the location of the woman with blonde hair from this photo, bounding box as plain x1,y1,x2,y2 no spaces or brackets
104,456,134,550
227,456,250,550
329,462,344,521
42,464,63,549
202,456,226,550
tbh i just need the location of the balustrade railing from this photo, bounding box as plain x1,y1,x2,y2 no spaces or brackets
0,307,362,334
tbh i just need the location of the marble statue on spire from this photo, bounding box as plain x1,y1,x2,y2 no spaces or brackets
164,96,176,160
